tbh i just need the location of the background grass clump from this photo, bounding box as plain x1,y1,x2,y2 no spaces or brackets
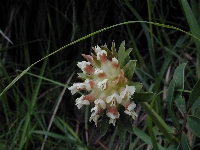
0,0,200,149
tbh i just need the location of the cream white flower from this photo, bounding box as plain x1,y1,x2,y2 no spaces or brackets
75,95,90,109
124,102,138,119
68,79,91,95
68,42,139,127
106,93,122,105
90,113,101,127
94,98,106,109
97,50,107,60
94,68,104,75
68,83,79,95
81,79,92,91
112,57,118,64
97,79,108,91
94,45,101,53
89,98,106,126
106,106,120,126
120,85,136,99
77,61,91,74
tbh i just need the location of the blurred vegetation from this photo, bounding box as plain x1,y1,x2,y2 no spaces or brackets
0,0,200,149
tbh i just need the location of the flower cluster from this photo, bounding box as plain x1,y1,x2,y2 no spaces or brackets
68,42,138,126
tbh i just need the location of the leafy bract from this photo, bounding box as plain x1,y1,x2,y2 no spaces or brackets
123,60,137,80
118,41,132,67
100,112,109,136
132,92,154,103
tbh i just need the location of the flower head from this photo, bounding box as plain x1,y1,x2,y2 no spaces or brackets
68,41,139,126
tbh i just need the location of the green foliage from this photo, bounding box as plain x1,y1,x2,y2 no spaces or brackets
181,133,192,150
129,82,143,92
117,119,126,146
118,41,127,67
119,107,133,133
189,80,200,108
175,95,186,114
132,92,154,103
132,125,166,150
187,115,200,138
165,63,200,148
167,79,180,129
173,63,187,91
1,0,200,149
100,111,109,136
180,0,200,77
123,60,137,80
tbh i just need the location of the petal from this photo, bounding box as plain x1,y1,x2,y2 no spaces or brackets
90,104,104,127
68,81,92,95
82,54,93,63
124,110,138,119
77,61,95,74
97,79,108,91
106,95,113,103
77,61,90,70
124,102,138,119
75,80,91,91
94,98,106,109
127,102,136,111
114,93,122,104
106,93,122,104
112,57,119,68
94,45,101,54
83,94,94,102
108,118,116,126
112,57,118,64
75,95,90,109
126,85,136,95
120,85,136,99
97,50,107,62
68,83,79,95
106,106,119,116
89,114,101,127
94,67,107,78
94,67,104,75
106,112,116,119
83,79,92,91
106,107,120,126
91,105,98,113
120,88,127,98
89,80,96,88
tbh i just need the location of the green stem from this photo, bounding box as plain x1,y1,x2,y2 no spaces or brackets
19,115,30,150
140,102,178,144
